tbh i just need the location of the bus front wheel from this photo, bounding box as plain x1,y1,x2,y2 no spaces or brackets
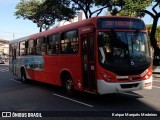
64,75,74,95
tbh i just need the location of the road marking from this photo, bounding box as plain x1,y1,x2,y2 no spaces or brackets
153,86,160,89
0,68,9,72
10,79,22,84
0,70,9,72
153,80,160,83
53,93,94,108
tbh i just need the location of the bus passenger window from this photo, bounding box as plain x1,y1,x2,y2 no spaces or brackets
20,41,26,56
47,34,60,55
60,30,78,54
36,37,46,55
28,40,35,55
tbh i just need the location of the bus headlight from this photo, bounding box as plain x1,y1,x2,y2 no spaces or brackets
145,75,149,79
142,71,152,80
141,69,148,77
103,74,107,79
103,73,113,82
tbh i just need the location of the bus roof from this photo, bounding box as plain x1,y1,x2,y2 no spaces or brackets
29,16,143,39
9,36,29,44
29,18,93,39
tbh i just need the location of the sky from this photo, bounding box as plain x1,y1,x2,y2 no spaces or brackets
0,0,159,40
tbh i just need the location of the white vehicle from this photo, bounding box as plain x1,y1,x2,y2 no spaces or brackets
0,56,5,64
153,55,160,77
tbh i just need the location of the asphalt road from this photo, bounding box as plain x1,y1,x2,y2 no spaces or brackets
0,64,159,120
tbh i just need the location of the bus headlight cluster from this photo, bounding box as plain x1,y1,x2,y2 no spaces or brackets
141,69,149,77
142,70,151,80
103,73,113,82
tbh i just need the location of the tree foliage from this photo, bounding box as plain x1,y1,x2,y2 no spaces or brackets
146,24,160,47
14,0,42,31
117,0,151,17
95,0,151,16
41,0,123,19
14,0,75,32
67,0,95,18
15,0,41,19
143,1,160,56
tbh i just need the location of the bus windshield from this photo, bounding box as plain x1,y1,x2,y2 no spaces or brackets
98,31,150,75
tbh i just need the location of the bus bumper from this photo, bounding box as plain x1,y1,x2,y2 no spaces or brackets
97,76,152,95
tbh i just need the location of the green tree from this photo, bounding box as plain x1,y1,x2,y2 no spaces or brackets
117,0,150,17
95,0,125,15
146,24,160,47
95,0,150,16
58,0,123,18
143,0,160,57
118,0,160,57
14,0,75,32
57,0,111,19
14,0,43,31
68,0,95,18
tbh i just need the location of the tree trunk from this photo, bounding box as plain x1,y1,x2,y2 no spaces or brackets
150,17,160,58
39,26,42,32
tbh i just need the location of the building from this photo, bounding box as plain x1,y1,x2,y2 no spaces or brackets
54,12,86,27
0,39,9,56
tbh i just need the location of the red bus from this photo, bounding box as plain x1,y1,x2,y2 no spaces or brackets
9,16,152,95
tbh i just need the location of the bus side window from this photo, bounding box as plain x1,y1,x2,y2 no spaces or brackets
60,30,78,54
47,34,60,55
28,40,35,55
19,41,26,56
36,37,46,55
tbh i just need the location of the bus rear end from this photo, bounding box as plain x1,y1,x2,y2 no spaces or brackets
96,17,152,94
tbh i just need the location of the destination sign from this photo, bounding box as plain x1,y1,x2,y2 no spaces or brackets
97,18,146,30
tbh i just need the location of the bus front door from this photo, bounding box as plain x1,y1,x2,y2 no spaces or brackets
82,34,97,92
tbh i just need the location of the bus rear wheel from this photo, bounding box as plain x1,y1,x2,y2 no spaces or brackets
64,75,74,95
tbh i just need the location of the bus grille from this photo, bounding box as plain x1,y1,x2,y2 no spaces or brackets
117,77,141,81
120,83,139,89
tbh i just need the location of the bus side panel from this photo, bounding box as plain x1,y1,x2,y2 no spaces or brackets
57,55,83,91
43,55,83,91
33,71,44,82
43,56,60,85
18,56,44,81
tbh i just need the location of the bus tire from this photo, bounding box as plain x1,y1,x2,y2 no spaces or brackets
64,75,74,96
21,68,27,83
